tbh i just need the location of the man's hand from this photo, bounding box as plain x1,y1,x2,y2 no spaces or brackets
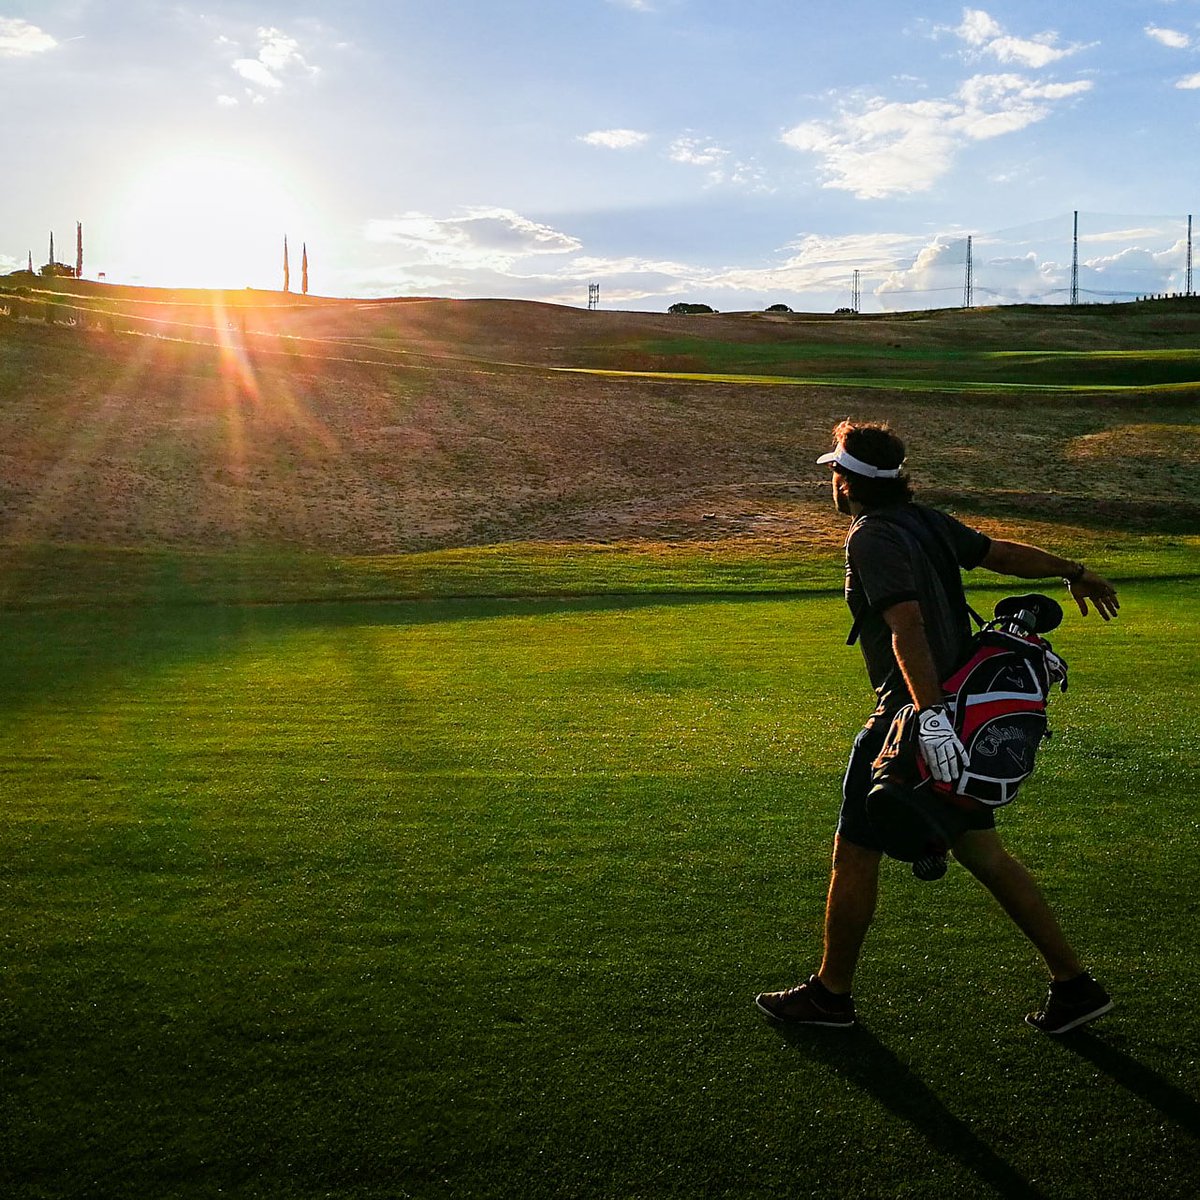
982,541,1120,623
1067,570,1120,621
917,704,967,784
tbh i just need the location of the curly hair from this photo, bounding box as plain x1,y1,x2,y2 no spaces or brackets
829,419,914,508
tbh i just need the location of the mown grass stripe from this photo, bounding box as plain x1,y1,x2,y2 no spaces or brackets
541,364,1200,395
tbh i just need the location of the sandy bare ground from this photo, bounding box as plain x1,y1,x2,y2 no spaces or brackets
1,303,1197,553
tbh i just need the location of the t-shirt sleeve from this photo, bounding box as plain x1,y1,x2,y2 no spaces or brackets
934,511,991,570
847,522,920,614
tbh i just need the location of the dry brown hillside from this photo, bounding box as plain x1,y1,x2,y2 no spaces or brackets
1,292,1197,552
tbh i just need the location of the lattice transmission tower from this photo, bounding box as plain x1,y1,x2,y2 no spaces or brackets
588,283,600,310
1070,211,1079,306
963,235,973,308
1187,215,1193,298
851,269,860,314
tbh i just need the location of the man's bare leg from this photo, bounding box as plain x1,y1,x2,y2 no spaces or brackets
817,835,883,994
952,829,1083,980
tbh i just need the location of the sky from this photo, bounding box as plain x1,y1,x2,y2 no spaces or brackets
5,0,1200,312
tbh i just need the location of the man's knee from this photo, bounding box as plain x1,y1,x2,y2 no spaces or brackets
952,828,1019,881
832,834,883,876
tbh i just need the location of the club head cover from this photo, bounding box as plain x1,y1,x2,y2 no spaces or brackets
993,593,1063,634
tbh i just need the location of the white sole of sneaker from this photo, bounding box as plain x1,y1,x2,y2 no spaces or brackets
753,996,855,1028
1026,998,1113,1034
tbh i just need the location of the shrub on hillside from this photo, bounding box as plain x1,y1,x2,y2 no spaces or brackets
766,303,792,313
668,302,716,314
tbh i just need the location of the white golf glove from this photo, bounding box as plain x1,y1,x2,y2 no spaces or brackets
917,703,968,785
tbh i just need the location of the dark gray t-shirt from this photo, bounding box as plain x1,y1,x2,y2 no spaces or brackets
844,503,991,713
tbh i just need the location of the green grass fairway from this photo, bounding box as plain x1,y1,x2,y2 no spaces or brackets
578,336,1200,393
549,362,1200,396
3,580,1198,1198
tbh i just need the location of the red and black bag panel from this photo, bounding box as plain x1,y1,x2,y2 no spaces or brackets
937,634,1052,808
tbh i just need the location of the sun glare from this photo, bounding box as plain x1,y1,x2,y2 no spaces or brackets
111,150,320,290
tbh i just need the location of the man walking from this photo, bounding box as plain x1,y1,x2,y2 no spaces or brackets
756,420,1120,1034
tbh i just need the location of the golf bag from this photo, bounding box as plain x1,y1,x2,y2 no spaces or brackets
866,593,1069,871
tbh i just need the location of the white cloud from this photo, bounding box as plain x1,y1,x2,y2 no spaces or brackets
782,98,961,198
1146,26,1191,50
1085,242,1184,279
666,136,768,189
876,237,979,306
348,214,1194,312
956,74,1092,140
668,136,728,167
1176,72,1200,89
258,28,311,73
551,254,703,303
568,253,695,277
365,207,582,271
786,231,929,270
726,161,771,191
708,231,928,296
987,35,1071,69
216,94,240,108
580,129,650,149
779,123,828,153
951,9,1080,68
349,252,702,306
782,73,1092,199
1080,226,1170,245
872,227,1189,308
1065,241,1187,300
0,17,57,57
233,58,283,90
225,26,317,98
956,9,1003,47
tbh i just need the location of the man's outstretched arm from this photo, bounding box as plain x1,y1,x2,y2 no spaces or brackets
981,539,1120,621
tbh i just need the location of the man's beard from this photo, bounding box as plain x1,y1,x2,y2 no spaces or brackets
835,487,852,515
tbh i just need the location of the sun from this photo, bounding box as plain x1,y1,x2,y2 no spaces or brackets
111,149,319,290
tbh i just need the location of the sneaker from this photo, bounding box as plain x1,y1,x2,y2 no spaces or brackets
1025,971,1113,1034
755,975,855,1028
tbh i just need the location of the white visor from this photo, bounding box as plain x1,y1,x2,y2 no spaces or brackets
816,446,904,478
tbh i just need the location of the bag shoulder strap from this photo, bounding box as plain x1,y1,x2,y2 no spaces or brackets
908,507,986,630
845,507,983,646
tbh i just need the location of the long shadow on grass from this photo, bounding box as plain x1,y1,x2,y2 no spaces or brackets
1051,1030,1200,1140
772,1023,1048,1199
0,592,792,719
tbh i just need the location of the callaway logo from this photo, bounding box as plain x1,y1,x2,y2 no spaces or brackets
975,725,1033,771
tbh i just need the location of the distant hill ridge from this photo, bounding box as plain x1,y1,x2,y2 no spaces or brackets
1,290,1197,552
